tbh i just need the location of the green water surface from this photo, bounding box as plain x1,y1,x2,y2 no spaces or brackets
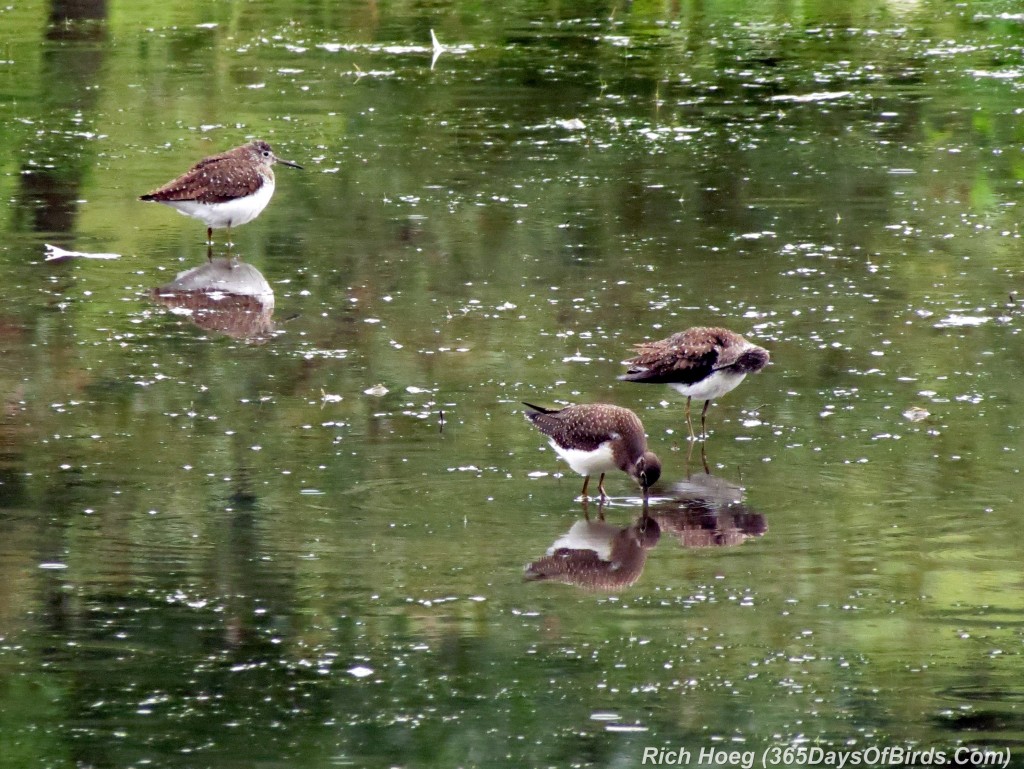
2,1,1024,767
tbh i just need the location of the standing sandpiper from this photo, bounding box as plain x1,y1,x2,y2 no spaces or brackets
620,327,770,440
523,402,661,500
140,140,302,244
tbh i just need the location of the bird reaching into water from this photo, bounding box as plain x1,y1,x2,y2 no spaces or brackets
523,402,661,500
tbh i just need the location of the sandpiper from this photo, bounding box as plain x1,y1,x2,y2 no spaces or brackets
140,140,302,244
523,402,661,499
620,327,770,440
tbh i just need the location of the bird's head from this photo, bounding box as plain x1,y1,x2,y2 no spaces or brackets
633,451,662,490
251,140,303,170
735,345,770,374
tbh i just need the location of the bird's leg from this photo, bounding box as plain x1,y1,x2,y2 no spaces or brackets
580,475,591,499
684,396,695,441
685,438,696,472
700,399,711,441
597,473,608,501
206,226,213,245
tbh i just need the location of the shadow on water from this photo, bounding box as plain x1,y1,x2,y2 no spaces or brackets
524,499,661,591
150,257,275,342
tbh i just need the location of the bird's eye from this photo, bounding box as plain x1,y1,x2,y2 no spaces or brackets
262,150,271,157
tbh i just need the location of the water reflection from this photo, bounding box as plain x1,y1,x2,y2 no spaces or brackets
524,453,768,591
14,0,107,240
649,470,767,549
524,501,660,591
150,257,275,341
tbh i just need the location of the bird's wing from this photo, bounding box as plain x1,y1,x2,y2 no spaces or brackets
141,155,264,204
524,405,624,452
621,331,720,384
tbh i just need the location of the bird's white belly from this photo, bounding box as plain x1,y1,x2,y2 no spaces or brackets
670,369,746,401
549,439,618,477
549,519,617,560
166,177,275,229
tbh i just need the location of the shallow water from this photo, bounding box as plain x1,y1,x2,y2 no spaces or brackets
3,1,1024,767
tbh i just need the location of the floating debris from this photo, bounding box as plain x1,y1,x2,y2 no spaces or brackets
562,351,591,363
555,118,586,131
934,314,989,328
770,90,853,103
364,384,389,397
44,244,120,263
903,406,930,422
430,28,443,69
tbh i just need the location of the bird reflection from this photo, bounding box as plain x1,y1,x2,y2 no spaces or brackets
524,500,660,591
649,470,767,549
150,257,275,342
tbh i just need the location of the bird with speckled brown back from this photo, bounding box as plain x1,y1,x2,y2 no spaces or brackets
140,140,301,246
620,327,769,440
523,402,661,500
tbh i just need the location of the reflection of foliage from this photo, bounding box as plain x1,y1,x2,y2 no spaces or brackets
0,674,73,768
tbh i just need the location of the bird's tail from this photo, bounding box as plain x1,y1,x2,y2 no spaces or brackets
521,401,556,414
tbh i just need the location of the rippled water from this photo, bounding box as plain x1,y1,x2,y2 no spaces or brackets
3,1,1024,767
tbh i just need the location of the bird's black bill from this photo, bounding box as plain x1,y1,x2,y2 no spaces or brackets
278,158,303,169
